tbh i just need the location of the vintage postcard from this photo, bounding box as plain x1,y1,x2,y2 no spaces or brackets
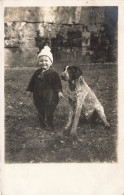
0,0,124,194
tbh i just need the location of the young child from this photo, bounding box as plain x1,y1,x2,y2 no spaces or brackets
27,46,63,130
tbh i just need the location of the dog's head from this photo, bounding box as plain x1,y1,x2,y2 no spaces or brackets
61,66,83,81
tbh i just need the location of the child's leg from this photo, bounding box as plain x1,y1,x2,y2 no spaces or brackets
38,111,45,127
46,113,54,129
45,104,57,129
33,95,46,127
45,95,59,129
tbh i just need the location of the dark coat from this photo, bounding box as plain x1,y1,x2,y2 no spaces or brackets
27,67,62,107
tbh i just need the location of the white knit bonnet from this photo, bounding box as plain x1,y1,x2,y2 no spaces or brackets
37,46,53,63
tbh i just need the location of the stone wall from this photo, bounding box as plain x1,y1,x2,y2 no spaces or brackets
4,7,117,66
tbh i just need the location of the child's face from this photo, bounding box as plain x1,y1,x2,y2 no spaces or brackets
38,56,52,70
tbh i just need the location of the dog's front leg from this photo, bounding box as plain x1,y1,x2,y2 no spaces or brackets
70,91,87,137
65,106,74,130
70,90,88,138
70,103,82,137
63,106,74,136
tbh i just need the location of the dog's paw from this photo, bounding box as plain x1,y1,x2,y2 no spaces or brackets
63,128,71,137
70,132,83,143
70,132,77,139
69,133,79,147
64,125,69,130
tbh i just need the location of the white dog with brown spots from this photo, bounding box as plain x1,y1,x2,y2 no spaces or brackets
61,66,110,139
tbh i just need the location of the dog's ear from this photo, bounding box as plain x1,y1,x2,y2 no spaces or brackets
75,67,83,80
68,66,83,81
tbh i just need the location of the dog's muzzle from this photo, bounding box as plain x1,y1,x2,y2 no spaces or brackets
61,74,66,80
61,71,70,81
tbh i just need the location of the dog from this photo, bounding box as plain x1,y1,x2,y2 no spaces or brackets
61,66,110,138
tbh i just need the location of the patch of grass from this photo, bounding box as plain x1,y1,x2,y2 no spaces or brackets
5,65,117,163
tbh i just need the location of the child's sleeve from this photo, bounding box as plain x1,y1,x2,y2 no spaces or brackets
51,72,62,93
26,71,37,92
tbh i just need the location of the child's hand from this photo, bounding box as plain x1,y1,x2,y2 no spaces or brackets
58,92,64,99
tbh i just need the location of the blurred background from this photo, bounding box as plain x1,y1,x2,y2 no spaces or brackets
4,6,118,67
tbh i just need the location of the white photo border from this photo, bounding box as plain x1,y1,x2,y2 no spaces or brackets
1,1,124,195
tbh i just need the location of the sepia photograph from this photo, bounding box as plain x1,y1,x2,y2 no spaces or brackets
1,1,124,194
4,6,118,163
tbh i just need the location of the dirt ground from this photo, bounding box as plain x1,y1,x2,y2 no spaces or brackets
5,64,118,163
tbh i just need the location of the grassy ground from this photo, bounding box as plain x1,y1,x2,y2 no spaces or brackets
5,64,118,163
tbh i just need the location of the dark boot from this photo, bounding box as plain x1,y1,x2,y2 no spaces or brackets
38,113,46,128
